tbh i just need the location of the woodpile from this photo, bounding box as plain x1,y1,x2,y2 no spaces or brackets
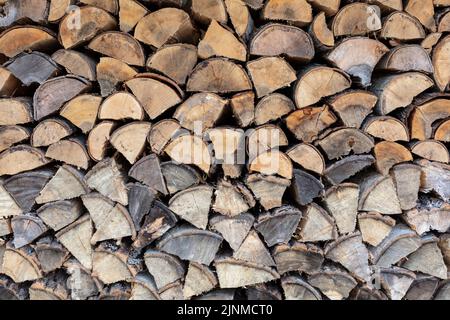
0,0,449,301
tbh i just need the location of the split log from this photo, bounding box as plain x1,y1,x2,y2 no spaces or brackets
422,32,443,54
0,146,50,176
34,237,69,273
143,250,185,289
323,183,359,235
380,11,426,41
59,6,117,49
286,143,325,175
80,0,119,14
233,230,275,267
3,170,52,212
147,44,197,85
0,98,32,126
297,203,338,242
316,128,374,160
37,199,83,231
125,76,182,119
405,0,436,32
294,66,351,109
247,57,296,98
161,162,201,194
130,272,160,300
435,281,450,300
246,284,282,300
164,135,212,174
97,57,137,96
377,45,433,74
377,267,416,300
372,72,434,115
254,94,295,125
402,235,447,279
332,3,382,36
0,67,20,96
5,52,59,86
363,116,409,141
29,276,69,300
328,90,377,129
1,243,43,282
51,49,97,81
88,31,145,66
438,10,450,32
174,93,227,131
198,20,246,62
366,0,402,12
281,276,322,300
45,138,91,170
291,169,324,206
390,163,421,210
60,94,101,133
0,0,49,27
127,182,155,229
31,118,73,147
148,120,183,155
262,0,312,26
191,0,227,25
273,242,324,274
326,37,388,86
0,276,23,300
410,98,450,140
249,24,314,62
158,281,184,300
286,105,337,142
187,58,252,93
87,121,115,162
324,155,375,185
157,226,223,265
0,125,30,152
11,214,48,248
369,224,422,267
214,257,280,288
308,266,357,300
435,119,450,141
358,173,402,214
129,154,167,195
98,283,132,300
134,8,198,48
254,206,302,247
247,124,288,159
358,212,395,246
0,218,11,236
249,149,293,179
230,91,255,127
0,26,58,58
168,185,213,229
411,140,449,163
33,75,91,120
403,203,450,235
213,180,254,217
374,141,413,175
309,12,334,50
417,159,450,201
110,122,152,164
0,184,22,218
405,275,440,300
118,0,148,33
36,165,89,204
209,213,254,251
183,262,218,299
92,246,139,284
224,0,253,41
98,92,143,121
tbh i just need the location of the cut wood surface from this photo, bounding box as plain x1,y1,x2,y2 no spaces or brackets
0,0,449,301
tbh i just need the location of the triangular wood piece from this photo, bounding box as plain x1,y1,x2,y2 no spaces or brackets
36,165,89,204
92,246,139,284
245,174,290,210
273,242,324,275
324,183,359,235
37,199,83,231
378,267,416,300
130,272,160,300
358,173,402,215
324,232,371,282
11,215,48,248
404,202,450,235
168,185,213,230
358,212,396,246
281,275,322,300
55,215,93,270
291,169,324,206
1,243,42,283
209,213,254,251
298,203,337,242
128,183,156,229
0,184,22,218
34,237,69,273
129,154,168,195
233,230,275,267
161,161,201,194
183,262,218,299
85,158,128,205
143,249,185,289
213,180,255,217
308,266,357,300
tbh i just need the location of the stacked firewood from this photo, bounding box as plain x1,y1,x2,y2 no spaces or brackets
0,0,449,300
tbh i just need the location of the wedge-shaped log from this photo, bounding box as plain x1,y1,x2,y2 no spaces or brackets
234,230,274,267
377,267,416,300
31,118,73,147
59,6,117,49
273,242,323,274
224,0,253,41
88,31,145,66
87,121,115,162
164,135,212,174
98,92,143,121
326,37,388,87
324,155,375,185
0,26,58,57
85,158,128,205
370,224,422,267
5,52,59,86
134,8,197,48
213,180,254,217
433,35,450,92
37,199,83,231
157,226,223,265
192,0,227,24
118,0,148,33
0,146,50,176
215,257,280,288
51,49,96,81
110,122,151,164
60,94,101,133
374,141,412,175
308,266,357,300
281,276,322,300
143,250,185,289
0,0,49,27
1,244,42,283
11,215,48,248
391,163,421,210
161,162,201,194
92,247,139,284
254,94,295,125
410,98,450,140
380,11,425,41
0,98,32,126
417,159,450,201
405,275,440,300
286,143,325,175
298,203,337,242
411,140,449,163
183,262,218,299
363,116,409,141
358,212,395,247
294,66,351,109
148,120,183,155
130,272,160,300
33,75,91,120
328,90,377,129
358,173,402,214
291,169,324,206
168,185,213,229
316,128,374,160
97,57,137,96
250,24,314,62
377,45,433,74
35,238,70,273
210,213,254,251
332,3,381,36
309,12,334,50
262,0,312,26
247,124,288,160
187,58,252,93
404,204,450,235
0,126,29,153
129,154,167,195
324,183,359,235
45,138,90,170
0,187,21,221
249,150,292,179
